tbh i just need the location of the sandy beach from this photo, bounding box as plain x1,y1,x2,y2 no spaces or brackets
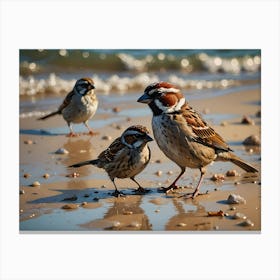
19,87,261,231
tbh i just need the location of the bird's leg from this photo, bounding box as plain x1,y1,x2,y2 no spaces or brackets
160,167,186,193
112,179,125,197
66,123,78,137
179,167,206,199
131,177,149,193
84,121,99,136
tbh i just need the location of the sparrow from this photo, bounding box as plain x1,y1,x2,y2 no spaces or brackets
38,77,98,137
69,125,153,196
137,81,258,198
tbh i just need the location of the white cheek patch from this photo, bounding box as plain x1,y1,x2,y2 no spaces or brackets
155,97,185,113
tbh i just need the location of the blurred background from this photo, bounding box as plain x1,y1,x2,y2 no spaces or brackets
19,49,261,117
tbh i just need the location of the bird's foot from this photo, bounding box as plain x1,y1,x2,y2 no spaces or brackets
178,189,203,199
66,132,79,137
86,130,99,136
112,190,125,197
158,184,180,194
133,186,150,194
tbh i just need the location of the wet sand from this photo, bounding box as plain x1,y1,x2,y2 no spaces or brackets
19,88,261,231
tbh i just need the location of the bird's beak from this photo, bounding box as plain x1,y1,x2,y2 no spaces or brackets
137,93,152,104
145,134,153,142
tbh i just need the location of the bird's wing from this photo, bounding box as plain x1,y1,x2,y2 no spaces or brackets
98,137,125,163
175,104,232,152
58,90,75,112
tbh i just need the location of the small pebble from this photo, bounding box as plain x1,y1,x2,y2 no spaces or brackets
93,197,99,201
177,222,187,227
66,172,80,178
62,195,77,201
24,139,34,145
112,107,121,113
94,191,99,193
23,173,31,178
123,211,133,215
232,212,247,220
102,135,112,141
220,121,228,126
55,148,69,154
207,210,224,217
241,115,255,125
155,159,162,163
234,181,240,185
227,194,246,204
84,194,90,197
155,209,160,213
243,135,261,146
155,170,163,176
167,170,173,175
240,219,254,227
210,174,225,181
20,209,23,213
202,108,210,114
31,181,40,187
20,189,25,195
129,222,141,228
255,110,261,117
226,170,239,177
81,202,88,206
43,173,50,179
115,125,122,130
79,149,87,153
214,225,219,230
61,204,79,210
126,117,131,122
101,185,106,188
229,206,236,210
112,221,121,228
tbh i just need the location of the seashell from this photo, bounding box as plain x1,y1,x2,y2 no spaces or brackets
243,135,260,146
31,181,40,187
226,170,239,177
227,194,246,204
55,148,69,154
210,174,225,181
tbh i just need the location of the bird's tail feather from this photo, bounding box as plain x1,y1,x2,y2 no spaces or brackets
37,111,60,120
69,159,99,168
217,152,258,173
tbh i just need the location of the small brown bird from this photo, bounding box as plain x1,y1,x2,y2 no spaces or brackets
138,81,258,198
69,125,153,196
38,77,98,137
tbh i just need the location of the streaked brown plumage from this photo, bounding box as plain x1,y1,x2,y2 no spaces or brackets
69,125,153,196
38,77,98,136
138,81,258,198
